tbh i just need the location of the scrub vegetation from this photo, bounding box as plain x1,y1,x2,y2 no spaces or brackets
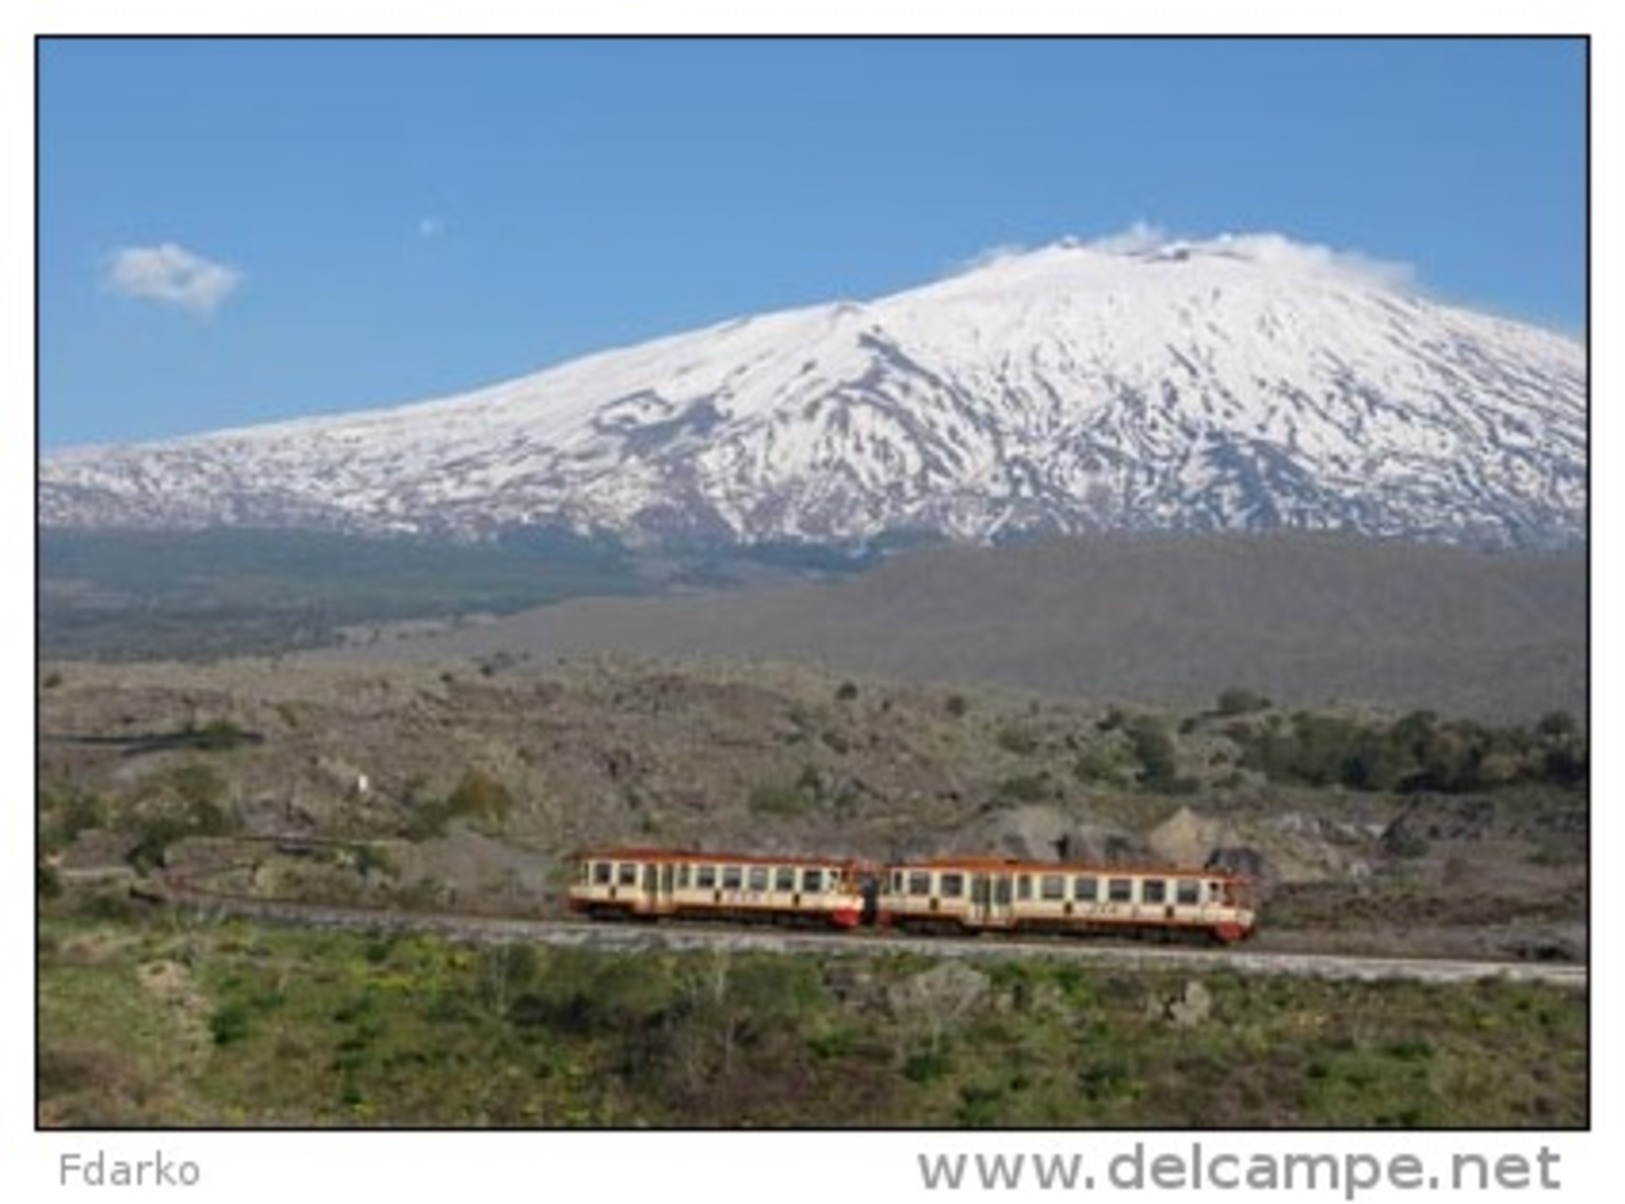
37,903,1585,1129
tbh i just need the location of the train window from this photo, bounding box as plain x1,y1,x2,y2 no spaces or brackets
1143,879,1167,904
1073,876,1098,902
677,864,691,889
1108,878,1134,903
802,868,824,893
722,865,743,890
890,870,903,892
592,862,612,885
1016,876,1033,901
1040,874,1065,900
617,863,639,887
774,867,796,892
940,873,965,898
696,865,717,889
908,871,932,896
1176,879,1200,905
747,866,769,891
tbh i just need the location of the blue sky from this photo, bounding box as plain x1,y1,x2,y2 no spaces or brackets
38,36,1587,450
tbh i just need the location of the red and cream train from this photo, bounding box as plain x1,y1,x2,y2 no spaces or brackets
567,845,1257,943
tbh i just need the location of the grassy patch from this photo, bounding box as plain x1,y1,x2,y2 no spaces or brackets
37,911,1587,1129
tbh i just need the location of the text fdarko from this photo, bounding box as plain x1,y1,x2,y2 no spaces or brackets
60,1150,201,1188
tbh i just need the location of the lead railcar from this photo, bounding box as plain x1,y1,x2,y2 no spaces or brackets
878,855,1256,943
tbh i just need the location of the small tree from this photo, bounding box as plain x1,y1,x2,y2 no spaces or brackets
1127,717,1180,791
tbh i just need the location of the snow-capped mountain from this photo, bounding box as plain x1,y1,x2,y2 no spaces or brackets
39,232,1587,549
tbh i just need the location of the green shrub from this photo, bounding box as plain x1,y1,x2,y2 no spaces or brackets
188,719,254,751
995,774,1051,804
1126,717,1180,791
163,763,228,811
748,780,812,816
209,1003,252,1046
996,725,1040,756
903,1048,952,1083
446,767,515,825
37,862,63,901
41,788,107,852
1536,710,1577,740
1215,687,1271,716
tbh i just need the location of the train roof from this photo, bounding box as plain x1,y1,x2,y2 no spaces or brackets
890,855,1251,880
571,846,1249,881
571,846,873,869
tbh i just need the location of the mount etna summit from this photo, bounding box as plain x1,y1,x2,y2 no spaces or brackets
41,233,1586,549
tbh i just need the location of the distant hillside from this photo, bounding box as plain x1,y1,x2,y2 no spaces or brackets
338,532,1586,722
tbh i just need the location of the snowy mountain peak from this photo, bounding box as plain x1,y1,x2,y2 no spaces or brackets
40,231,1586,549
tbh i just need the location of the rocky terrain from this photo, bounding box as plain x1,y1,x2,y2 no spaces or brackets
38,652,1587,965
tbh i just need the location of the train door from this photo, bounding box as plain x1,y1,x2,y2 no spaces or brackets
971,873,1015,928
859,871,881,927
642,862,673,916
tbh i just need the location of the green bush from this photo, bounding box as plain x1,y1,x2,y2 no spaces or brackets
995,774,1051,804
41,788,107,853
187,719,255,751
1232,707,1587,794
37,862,63,901
446,767,514,825
209,1003,252,1046
1215,687,1271,716
1126,717,1182,792
748,778,814,816
996,725,1041,756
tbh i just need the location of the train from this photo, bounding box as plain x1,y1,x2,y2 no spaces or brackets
566,845,1257,943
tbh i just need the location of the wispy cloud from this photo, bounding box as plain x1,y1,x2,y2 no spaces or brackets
1087,220,1172,255
417,214,448,239
945,223,1421,296
104,243,242,317
1087,224,1418,290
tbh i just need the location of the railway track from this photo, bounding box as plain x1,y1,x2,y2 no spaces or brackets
139,879,1587,989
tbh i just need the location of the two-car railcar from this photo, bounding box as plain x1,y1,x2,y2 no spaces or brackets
568,845,1257,944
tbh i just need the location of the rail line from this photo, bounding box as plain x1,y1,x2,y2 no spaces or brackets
137,877,1586,989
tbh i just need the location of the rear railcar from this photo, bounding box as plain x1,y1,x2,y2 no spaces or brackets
567,846,870,929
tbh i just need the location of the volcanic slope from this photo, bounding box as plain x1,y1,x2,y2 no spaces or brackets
336,532,1586,724
41,232,1585,548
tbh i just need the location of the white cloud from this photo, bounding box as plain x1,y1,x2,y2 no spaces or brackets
1087,220,1172,255
1086,225,1419,291
947,223,1422,298
105,243,242,317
